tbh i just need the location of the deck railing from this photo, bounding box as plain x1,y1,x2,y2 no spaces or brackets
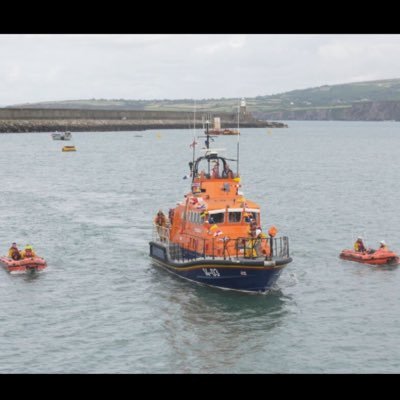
152,225,290,262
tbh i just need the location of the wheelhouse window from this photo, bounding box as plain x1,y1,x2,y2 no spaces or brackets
229,211,241,223
208,212,224,224
187,211,203,224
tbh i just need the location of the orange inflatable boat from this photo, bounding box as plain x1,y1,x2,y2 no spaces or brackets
339,249,400,266
0,256,47,273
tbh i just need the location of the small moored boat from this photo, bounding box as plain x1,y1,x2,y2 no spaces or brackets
52,131,72,140
62,145,76,152
0,256,48,273
206,117,239,135
339,249,400,266
208,128,240,135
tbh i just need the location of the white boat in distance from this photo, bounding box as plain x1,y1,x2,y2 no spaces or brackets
52,131,72,140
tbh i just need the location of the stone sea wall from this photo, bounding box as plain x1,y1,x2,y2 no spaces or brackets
0,108,287,133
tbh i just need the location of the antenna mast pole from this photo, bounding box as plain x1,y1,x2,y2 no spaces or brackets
192,100,196,169
205,118,211,176
236,99,240,176
205,116,210,150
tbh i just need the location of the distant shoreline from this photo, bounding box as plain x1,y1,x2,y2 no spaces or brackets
0,108,288,133
0,119,288,133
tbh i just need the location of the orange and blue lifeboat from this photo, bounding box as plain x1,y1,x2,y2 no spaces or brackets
149,127,292,293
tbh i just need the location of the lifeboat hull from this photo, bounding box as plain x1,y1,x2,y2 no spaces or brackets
339,249,400,266
149,241,292,293
0,256,48,274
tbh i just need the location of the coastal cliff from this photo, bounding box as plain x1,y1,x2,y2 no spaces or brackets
253,101,400,121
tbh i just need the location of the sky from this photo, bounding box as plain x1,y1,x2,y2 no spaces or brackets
1,34,400,106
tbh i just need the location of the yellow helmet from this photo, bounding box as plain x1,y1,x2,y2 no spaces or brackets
25,245,33,250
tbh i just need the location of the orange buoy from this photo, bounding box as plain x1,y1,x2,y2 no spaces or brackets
268,226,278,237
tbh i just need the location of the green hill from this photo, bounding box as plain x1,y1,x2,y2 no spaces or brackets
253,78,400,112
7,78,400,115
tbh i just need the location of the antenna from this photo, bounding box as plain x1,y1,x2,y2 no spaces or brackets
205,118,210,149
192,100,196,171
236,99,240,176
205,119,211,177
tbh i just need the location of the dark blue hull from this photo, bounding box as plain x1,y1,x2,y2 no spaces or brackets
149,241,292,293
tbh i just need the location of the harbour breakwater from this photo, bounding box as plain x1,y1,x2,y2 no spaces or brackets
0,108,287,133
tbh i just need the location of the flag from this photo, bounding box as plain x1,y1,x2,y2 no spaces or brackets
189,140,198,148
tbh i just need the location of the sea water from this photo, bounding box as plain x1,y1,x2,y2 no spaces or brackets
0,121,399,373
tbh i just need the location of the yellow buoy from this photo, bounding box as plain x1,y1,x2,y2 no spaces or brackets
62,146,76,152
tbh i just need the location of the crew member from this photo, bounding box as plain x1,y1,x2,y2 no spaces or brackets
8,242,22,260
154,210,167,242
354,237,366,253
379,240,388,251
20,245,36,259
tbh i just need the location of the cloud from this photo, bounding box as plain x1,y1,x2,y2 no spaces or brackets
1,34,400,106
5,65,21,83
